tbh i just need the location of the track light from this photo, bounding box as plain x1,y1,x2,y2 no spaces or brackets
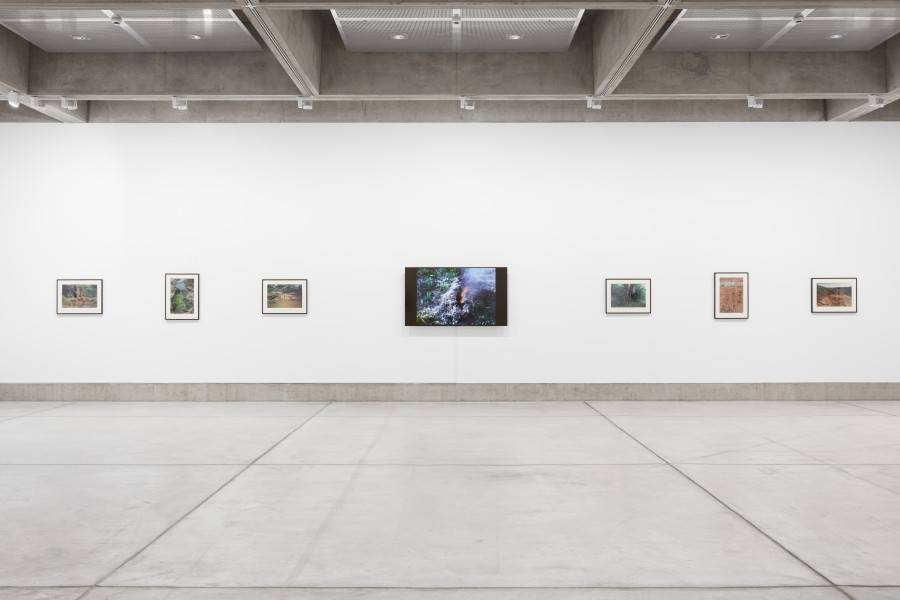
868,94,885,109
298,98,313,110
7,90,19,109
452,9,462,26
747,95,764,109
30,97,46,109
172,97,188,111
60,96,78,110
587,96,602,110
459,97,475,111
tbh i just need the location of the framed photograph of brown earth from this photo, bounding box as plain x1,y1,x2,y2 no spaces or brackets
57,279,103,314
811,278,857,313
262,279,308,314
606,279,651,314
714,272,748,319
166,273,199,320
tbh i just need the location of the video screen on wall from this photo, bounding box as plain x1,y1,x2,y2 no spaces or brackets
405,267,508,326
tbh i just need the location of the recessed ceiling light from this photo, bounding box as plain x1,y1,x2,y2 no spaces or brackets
827,33,845,39
506,34,523,41
710,34,730,40
70,34,91,41
187,34,202,40
390,34,407,40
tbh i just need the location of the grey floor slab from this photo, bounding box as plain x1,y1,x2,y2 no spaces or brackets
841,588,900,600
318,401,598,417
0,590,90,600
0,416,310,464
39,402,328,418
0,465,241,586
610,416,898,464
0,402,67,418
589,401,880,417
104,464,823,588
259,416,660,465
843,401,900,417
81,587,848,600
680,465,900,586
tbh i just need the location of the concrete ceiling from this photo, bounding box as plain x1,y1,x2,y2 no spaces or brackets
0,0,899,124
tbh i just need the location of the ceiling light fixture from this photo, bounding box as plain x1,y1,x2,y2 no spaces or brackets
587,96,602,110
389,34,407,40
172,97,188,111
7,91,20,109
60,96,78,110
187,34,202,40
298,98,313,110
452,9,462,26
827,33,845,40
748,95,764,109
460,97,475,111
31,97,46,109
109,13,122,25
710,34,730,40
868,94,886,108
506,34,523,41
71,34,91,41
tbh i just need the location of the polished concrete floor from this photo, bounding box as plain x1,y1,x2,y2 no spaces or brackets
1,400,899,600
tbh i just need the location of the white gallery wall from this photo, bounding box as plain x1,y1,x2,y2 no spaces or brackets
0,122,897,384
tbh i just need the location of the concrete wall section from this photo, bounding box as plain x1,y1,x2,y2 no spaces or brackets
0,122,898,384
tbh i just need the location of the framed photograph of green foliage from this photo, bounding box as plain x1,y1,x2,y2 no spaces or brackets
606,279,651,314
166,273,199,320
57,279,103,314
262,279,307,314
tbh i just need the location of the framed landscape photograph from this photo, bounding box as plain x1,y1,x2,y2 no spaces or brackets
165,273,199,320
606,279,651,314
812,278,857,313
714,272,748,319
57,279,103,314
262,279,307,314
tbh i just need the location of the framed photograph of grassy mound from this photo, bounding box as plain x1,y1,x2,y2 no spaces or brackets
166,273,199,320
262,279,307,314
405,267,507,326
714,272,748,319
606,279,651,314
57,279,103,314
812,278,857,313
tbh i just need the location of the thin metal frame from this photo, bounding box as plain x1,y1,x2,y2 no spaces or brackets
605,278,651,314
165,273,200,320
714,272,749,320
811,277,857,313
262,278,308,314
56,278,103,315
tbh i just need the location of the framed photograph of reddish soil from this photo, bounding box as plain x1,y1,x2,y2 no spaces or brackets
714,272,748,319
57,279,103,314
262,279,308,314
606,279,651,314
811,278,857,313
166,273,199,320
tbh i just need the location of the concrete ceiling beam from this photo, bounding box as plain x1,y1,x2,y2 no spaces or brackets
242,4,323,96
826,34,900,121
592,6,676,97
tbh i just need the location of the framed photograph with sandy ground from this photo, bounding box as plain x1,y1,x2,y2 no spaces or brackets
262,279,308,314
166,273,199,320
812,278,857,313
57,279,103,314
714,272,748,319
606,279,651,314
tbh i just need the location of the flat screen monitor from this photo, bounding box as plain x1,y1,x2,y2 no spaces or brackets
405,267,508,326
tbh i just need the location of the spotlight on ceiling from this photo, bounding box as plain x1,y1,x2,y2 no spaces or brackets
452,9,462,26
710,34,730,40
868,94,886,109
60,96,78,110
298,98,313,110
827,33,845,40
459,97,475,111
71,34,91,41
172,98,188,111
390,34,407,40
586,96,602,110
109,13,123,25
187,34,202,40
506,34,523,41
7,90,20,109
31,97,46,109
747,95,764,109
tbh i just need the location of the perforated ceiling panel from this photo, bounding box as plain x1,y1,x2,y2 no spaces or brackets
332,8,584,53
0,9,260,52
654,7,900,52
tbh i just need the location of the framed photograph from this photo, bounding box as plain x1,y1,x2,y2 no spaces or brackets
714,272,748,319
812,278,857,313
405,267,508,326
166,273,199,320
606,279,651,314
57,279,103,314
262,279,308,314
